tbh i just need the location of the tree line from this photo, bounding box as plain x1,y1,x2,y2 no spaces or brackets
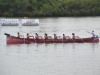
0,0,100,17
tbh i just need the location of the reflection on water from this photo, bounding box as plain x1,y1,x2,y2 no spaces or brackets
1,43,100,75
92,43,95,51
0,17,100,75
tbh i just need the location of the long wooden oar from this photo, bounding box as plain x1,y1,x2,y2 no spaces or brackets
69,37,74,43
87,31,91,34
79,37,84,43
75,36,84,43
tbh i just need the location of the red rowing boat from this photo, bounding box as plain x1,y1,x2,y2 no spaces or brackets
4,33,99,44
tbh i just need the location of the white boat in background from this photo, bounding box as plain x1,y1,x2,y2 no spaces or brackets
21,19,39,26
1,19,19,26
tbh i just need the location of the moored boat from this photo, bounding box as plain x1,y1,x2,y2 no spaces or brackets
4,33,99,44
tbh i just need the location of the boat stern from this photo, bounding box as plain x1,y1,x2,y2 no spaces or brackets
99,38,100,42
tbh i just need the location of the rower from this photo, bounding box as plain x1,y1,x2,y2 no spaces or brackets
17,32,20,38
54,34,57,39
27,33,34,39
72,33,79,39
35,33,39,39
44,33,48,40
63,34,70,39
17,32,24,38
91,31,96,37
63,34,66,39
72,33,75,39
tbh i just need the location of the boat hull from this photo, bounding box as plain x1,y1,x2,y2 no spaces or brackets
6,36,25,44
5,35,99,44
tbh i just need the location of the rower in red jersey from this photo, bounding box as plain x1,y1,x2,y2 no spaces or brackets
63,34,66,39
35,33,39,39
72,33,75,39
44,33,48,40
27,33,34,39
17,32,24,38
54,34,57,39
72,33,79,39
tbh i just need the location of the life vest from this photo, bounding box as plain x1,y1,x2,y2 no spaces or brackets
45,36,48,39
63,36,66,39
54,35,57,39
72,35,75,39
35,35,39,39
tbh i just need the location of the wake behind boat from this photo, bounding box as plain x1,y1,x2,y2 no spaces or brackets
4,33,99,44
